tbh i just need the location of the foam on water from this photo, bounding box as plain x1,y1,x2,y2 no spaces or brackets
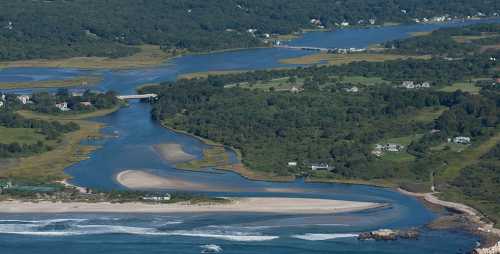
291,233,359,241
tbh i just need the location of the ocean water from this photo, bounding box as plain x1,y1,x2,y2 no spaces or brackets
1,19,498,253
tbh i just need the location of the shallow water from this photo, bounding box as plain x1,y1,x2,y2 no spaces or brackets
1,20,497,253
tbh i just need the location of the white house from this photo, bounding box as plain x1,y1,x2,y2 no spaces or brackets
55,102,71,111
311,163,331,171
345,86,359,93
17,95,31,104
401,81,415,89
340,21,350,27
142,193,171,202
0,101,3,108
80,101,92,107
288,162,298,167
453,136,471,144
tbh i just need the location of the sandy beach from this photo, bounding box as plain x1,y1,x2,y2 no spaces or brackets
153,143,196,163
0,197,383,214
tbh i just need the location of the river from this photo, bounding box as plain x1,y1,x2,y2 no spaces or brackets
1,19,498,253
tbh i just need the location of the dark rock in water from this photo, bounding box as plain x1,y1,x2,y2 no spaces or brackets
358,228,419,241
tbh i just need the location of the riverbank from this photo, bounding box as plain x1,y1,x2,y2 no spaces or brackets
1,107,121,182
153,143,196,163
0,197,384,215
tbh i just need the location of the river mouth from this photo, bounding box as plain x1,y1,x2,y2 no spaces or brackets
1,19,498,253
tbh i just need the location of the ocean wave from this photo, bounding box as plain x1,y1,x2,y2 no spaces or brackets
291,233,359,241
0,223,278,241
200,244,223,253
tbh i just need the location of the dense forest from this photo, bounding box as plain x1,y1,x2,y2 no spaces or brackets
0,0,498,60
143,72,498,183
385,23,500,56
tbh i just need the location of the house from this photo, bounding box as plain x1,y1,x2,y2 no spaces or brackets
142,193,171,202
421,82,431,88
288,162,298,167
17,95,31,104
340,21,350,27
473,241,500,254
55,102,71,111
80,101,92,107
369,19,376,25
1,94,5,101
345,86,359,93
374,143,404,153
401,81,415,89
0,101,3,108
290,86,303,93
310,163,331,171
72,92,84,97
453,136,471,145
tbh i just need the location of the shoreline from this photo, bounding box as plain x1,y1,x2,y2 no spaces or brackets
0,198,385,215
397,188,500,248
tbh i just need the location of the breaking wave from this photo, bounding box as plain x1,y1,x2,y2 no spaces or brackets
0,219,278,241
291,233,359,241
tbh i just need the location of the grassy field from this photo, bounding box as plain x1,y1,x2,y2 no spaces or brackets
0,45,175,69
176,146,231,170
439,81,481,94
280,52,431,65
437,132,500,182
411,106,448,123
452,34,498,43
224,75,389,92
17,105,121,121
0,107,121,182
177,70,247,80
377,134,423,162
0,75,102,89
0,127,46,144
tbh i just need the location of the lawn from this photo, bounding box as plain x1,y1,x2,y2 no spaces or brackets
280,52,430,65
411,106,447,123
377,134,423,162
439,82,481,94
335,75,390,86
437,132,500,182
0,127,46,144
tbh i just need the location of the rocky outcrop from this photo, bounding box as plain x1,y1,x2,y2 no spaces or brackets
473,242,500,254
358,229,419,241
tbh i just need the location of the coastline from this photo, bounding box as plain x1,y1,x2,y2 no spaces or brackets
0,197,384,215
397,188,500,248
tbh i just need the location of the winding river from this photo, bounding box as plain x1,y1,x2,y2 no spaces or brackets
1,20,498,253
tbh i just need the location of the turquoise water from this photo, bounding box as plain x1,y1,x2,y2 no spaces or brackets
1,20,497,253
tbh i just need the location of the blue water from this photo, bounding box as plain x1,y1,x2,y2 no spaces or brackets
1,20,496,253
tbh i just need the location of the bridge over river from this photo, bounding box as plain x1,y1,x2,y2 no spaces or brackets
116,93,158,100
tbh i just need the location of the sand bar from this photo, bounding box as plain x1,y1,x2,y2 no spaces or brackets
153,143,196,163
0,198,384,214
116,170,210,190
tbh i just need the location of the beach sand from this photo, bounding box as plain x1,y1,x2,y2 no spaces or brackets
0,198,383,214
153,143,196,163
116,170,210,190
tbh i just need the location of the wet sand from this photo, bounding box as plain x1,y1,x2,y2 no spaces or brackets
116,170,209,190
153,143,195,163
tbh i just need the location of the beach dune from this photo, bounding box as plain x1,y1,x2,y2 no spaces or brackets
153,143,195,163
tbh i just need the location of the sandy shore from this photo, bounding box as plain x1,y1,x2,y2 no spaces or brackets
398,188,500,238
116,170,210,190
0,198,383,214
153,143,196,162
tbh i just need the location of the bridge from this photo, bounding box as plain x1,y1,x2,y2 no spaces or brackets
116,93,158,100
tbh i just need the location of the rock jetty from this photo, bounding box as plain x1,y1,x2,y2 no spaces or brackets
473,241,500,254
358,228,419,241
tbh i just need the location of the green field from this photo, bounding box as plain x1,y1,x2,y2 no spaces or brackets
439,82,481,94
378,134,423,162
0,127,46,144
411,107,447,123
